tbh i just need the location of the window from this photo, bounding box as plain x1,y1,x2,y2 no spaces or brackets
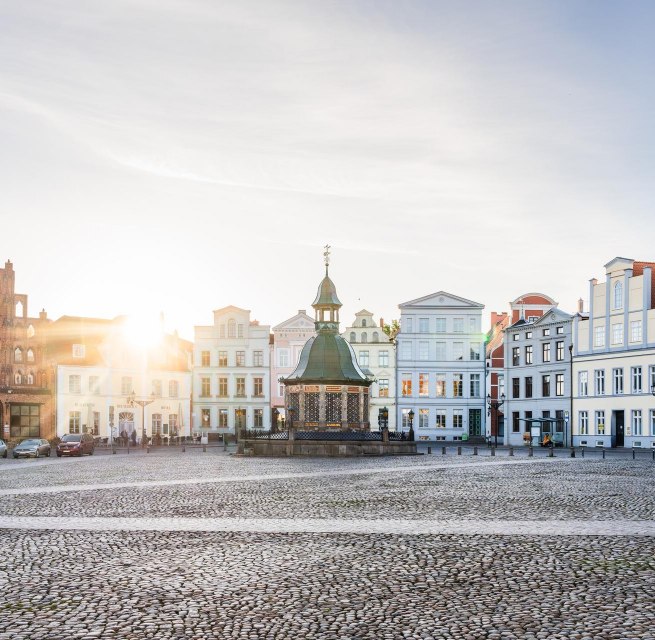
378,351,389,367
579,411,588,436
236,377,246,397
435,410,446,428
556,341,564,361
419,374,429,397
631,366,642,393
219,409,228,428
498,375,505,398
405,318,413,333
253,377,264,397
227,319,236,338
400,342,412,360
372,331,379,342
152,379,162,397
26,348,34,363
453,342,464,361
419,408,429,428
524,411,532,432
69,375,81,394
651,409,655,436
201,350,210,366
253,351,264,366
525,376,533,398
469,373,480,398
358,351,370,366
361,333,368,343
350,332,356,342
169,380,179,397
512,378,520,399
92,412,100,436
611,323,623,345
419,318,429,333
452,409,463,428
435,374,446,397
152,413,162,436
236,351,245,367
542,343,551,362
632,410,642,436
512,347,520,366
470,343,481,360
555,373,564,397
542,375,551,397
26,372,34,385
254,409,263,428
435,342,446,360
200,377,211,397
630,320,642,343
201,408,210,427
543,328,550,337
89,376,100,395
401,374,412,397
218,351,228,367
121,377,132,395
378,379,389,397
578,371,588,396
469,317,477,332
436,318,446,333
361,319,367,327
525,345,533,364
512,334,519,342
219,325,226,338
278,349,289,367
556,326,564,335
237,324,244,338
613,281,623,309
595,410,605,435
218,377,228,397
72,344,85,358
594,370,605,395
612,368,624,395
401,409,411,429
526,331,533,339
453,374,463,397
453,318,464,333
651,366,655,394
69,411,81,434
594,326,605,347
512,412,520,433
418,342,429,360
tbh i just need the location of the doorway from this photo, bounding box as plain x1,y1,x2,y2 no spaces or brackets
612,410,624,448
468,409,482,436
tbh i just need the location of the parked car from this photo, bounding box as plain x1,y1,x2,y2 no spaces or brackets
0,439,7,458
57,433,95,457
13,438,51,458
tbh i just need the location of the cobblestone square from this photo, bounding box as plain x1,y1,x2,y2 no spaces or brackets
1,450,654,639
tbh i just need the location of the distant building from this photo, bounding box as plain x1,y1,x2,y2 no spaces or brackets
48,315,192,442
397,291,485,442
572,257,655,448
0,260,54,441
193,306,270,437
343,310,396,431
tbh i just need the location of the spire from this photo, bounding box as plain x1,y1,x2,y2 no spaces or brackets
323,243,331,276
313,245,341,333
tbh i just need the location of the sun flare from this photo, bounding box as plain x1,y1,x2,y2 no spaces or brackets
122,314,163,348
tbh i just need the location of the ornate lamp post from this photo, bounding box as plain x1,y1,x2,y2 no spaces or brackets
486,393,506,447
127,391,155,446
408,408,415,442
378,406,389,431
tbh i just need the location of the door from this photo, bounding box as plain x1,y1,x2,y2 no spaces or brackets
468,409,482,436
613,410,625,448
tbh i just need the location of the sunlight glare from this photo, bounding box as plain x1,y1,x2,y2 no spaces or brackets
122,314,164,348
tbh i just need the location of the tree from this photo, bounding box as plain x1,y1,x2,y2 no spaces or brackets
381,319,400,343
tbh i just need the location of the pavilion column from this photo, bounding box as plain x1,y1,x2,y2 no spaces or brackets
298,390,305,429
318,386,326,428
341,388,348,430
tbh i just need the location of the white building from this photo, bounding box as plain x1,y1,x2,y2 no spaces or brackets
572,257,655,448
193,306,271,437
343,310,396,431
397,292,486,442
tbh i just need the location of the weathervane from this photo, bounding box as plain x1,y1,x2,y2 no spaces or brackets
323,244,331,275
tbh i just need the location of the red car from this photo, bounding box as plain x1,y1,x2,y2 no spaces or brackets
57,433,95,457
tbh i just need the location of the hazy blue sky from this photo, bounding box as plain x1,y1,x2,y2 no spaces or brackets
2,0,654,339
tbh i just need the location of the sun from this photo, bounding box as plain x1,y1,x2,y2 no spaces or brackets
122,314,164,348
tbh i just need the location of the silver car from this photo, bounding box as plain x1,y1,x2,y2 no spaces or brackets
13,438,51,459
0,439,7,459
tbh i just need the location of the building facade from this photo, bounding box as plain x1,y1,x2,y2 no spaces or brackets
396,291,485,441
572,257,655,448
193,306,271,437
49,316,192,442
343,310,396,431
503,307,573,447
0,260,55,441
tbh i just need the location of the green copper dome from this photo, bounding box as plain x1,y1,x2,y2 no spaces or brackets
312,275,342,307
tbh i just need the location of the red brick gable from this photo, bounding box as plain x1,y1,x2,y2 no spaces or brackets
633,261,655,309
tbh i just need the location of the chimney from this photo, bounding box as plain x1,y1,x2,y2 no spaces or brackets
577,298,584,313
379,317,384,328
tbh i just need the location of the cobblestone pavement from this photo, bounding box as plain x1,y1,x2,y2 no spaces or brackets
1,451,654,639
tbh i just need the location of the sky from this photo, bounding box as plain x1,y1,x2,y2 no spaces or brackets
2,0,655,340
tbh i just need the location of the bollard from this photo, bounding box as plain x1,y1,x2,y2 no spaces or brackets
127,447,130,454
442,446,446,455
652,450,655,461
457,446,462,456
427,446,432,455
528,447,533,457
602,448,606,459
112,447,116,455
147,446,150,454
182,445,185,453
203,444,207,453
548,447,554,457
473,446,478,456
581,447,584,458
632,449,636,460
570,448,575,458
509,447,514,457
491,447,496,457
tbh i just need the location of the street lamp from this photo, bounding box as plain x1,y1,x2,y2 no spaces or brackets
127,391,156,446
378,406,389,431
408,409,415,441
486,393,506,447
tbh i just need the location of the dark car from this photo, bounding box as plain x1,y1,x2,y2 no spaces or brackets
13,438,51,458
57,433,95,457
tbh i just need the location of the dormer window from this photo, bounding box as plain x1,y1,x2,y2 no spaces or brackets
613,281,623,310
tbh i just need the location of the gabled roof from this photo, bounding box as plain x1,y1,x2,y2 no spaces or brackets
213,305,250,315
604,256,634,269
399,291,484,309
355,309,374,316
272,311,315,332
507,307,572,329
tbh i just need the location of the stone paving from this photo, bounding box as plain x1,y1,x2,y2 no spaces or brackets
1,450,654,639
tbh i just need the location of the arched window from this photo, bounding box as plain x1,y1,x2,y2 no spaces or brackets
373,331,379,342
26,324,35,338
361,332,368,343
14,371,22,384
350,332,356,342
169,380,179,397
26,348,35,362
361,319,367,327
613,281,623,309
14,348,22,363
228,319,236,338
15,301,23,318
26,372,34,385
